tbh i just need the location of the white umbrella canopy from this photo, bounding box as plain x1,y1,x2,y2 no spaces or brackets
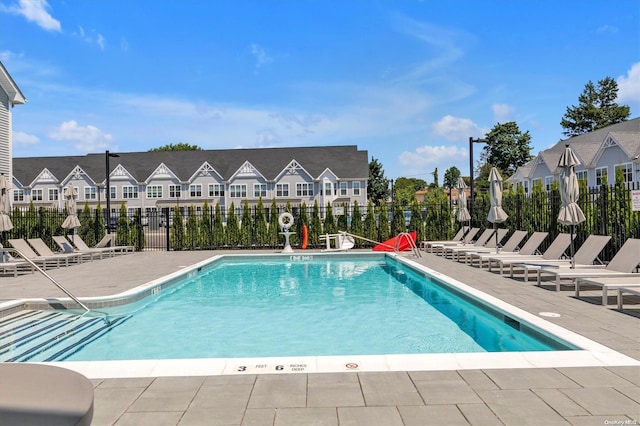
487,167,508,252
61,185,81,230
557,145,586,267
0,174,13,233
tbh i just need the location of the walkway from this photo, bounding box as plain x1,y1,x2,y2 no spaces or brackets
1,249,638,425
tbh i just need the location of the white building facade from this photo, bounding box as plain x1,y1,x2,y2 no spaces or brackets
12,146,369,217
0,61,26,179
507,118,640,192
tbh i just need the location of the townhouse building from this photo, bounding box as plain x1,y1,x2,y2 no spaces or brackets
11,145,369,218
507,118,640,193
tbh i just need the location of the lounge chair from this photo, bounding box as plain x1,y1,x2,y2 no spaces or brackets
509,235,611,281
574,276,640,306
439,228,495,258
427,228,480,254
0,244,34,277
8,239,63,270
320,232,355,252
617,286,640,310
53,236,103,261
27,238,86,266
470,232,548,269
487,233,573,275
537,238,640,291
72,234,133,256
420,227,468,251
463,230,528,265
95,234,134,253
447,228,509,262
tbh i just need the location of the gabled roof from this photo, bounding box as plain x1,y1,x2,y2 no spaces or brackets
0,61,26,105
12,145,369,187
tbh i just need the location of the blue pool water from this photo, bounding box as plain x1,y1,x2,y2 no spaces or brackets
3,255,574,362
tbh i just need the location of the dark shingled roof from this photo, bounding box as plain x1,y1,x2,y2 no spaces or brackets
13,145,369,185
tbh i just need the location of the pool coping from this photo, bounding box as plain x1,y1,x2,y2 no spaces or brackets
2,252,638,379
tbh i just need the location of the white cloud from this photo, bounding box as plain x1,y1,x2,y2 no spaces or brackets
431,115,485,142
492,103,515,123
398,145,468,178
13,130,39,146
48,120,114,152
617,62,640,105
596,24,618,34
73,26,106,50
1,0,61,32
249,43,274,70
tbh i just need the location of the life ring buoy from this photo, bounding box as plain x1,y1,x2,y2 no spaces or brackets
278,212,294,229
301,224,308,249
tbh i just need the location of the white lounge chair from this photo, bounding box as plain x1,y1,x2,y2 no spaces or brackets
27,238,86,266
470,231,548,270
0,244,34,276
487,233,573,275
8,239,63,270
440,228,495,258
538,238,640,291
574,276,640,306
427,228,480,254
320,232,355,252
509,235,611,281
463,230,529,265
74,234,134,256
421,227,468,252
617,286,640,310
447,228,509,262
53,235,103,261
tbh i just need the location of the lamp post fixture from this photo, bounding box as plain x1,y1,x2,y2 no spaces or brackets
105,150,120,234
468,137,488,219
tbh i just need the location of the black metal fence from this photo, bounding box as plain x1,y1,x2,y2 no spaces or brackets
3,182,638,262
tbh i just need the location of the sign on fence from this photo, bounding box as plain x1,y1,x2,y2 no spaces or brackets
632,190,640,212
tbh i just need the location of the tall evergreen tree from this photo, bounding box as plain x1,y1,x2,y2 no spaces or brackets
408,197,424,241
115,202,131,246
78,202,95,246
310,200,322,247
253,198,268,246
337,203,348,232
225,202,240,247
212,203,224,247
391,197,405,235
200,200,214,248
171,206,184,250
185,205,199,249
323,203,337,234
268,198,280,247
297,202,309,247
368,157,390,206
377,202,390,242
350,201,363,246
363,199,377,246
93,202,105,245
561,77,631,137
240,200,253,247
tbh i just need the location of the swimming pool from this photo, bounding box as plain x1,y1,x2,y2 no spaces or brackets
2,254,575,363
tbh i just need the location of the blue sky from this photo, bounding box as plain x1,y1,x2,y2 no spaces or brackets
1,0,639,181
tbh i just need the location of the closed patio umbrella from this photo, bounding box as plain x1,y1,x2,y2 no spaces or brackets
0,174,13,233
61,184,81,240
456,177,471,243
487,167,508,252
557,145,586,268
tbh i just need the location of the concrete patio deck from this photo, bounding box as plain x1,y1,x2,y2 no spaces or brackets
1,249,638,425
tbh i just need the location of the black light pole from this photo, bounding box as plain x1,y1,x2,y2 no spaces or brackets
105,150,120,234
468,137,488,220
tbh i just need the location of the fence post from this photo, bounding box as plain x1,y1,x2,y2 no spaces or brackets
163,207,170,251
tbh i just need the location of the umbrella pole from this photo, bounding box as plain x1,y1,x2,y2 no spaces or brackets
494,223,499,253
570,225,575,269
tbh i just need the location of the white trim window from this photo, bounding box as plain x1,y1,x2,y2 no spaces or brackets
276,183,289,197
31,189,43,201
614,163,633,184
353,181,361,196
147,185,163,198
85,186,97,200
189,184,202,198
576,170,587,184
596,167,608,186
110,186,117,200
340,182,348,196
123,186,139,199
324,182,333,196
532,178,542,190
544,176,554,191
13,189,25,202
169,185,181,198
208,184,224,197
254,184,267,198
48,188,59,201
522,181,529,194
229,184,247,198
296,182,313,197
